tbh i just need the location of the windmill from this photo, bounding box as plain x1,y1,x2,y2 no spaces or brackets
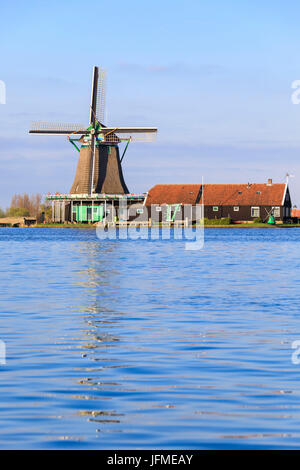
29,66,157,195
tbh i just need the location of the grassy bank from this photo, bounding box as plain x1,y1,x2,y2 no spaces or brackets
34,223,96,229
203,224,300,228
32,222,300,229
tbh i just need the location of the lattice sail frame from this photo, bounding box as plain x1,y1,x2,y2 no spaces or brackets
30,122,87,134
96,68,106,124
103,132,156,143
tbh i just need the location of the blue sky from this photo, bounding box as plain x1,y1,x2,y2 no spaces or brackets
1,0,300,207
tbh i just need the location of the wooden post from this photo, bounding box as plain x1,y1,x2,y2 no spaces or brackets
61,201,65,223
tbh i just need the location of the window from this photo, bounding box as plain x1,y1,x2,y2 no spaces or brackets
156,207,162,212
233,206,239,212
251,207,260,217
213,206,219,212
273,207,280,218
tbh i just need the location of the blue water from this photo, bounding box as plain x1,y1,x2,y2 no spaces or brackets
1,227,300,449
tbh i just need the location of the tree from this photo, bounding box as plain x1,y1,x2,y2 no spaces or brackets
8,193,44,219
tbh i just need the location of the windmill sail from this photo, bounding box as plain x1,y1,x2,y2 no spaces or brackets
101,127,157,143
89,67,98,125
29,122,87,135
96,67,106,124
29,65,157,197
90,133,96,193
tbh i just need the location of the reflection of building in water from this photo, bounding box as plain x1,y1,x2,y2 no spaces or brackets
70,241,127,431
75,241,122,339
77,410,123,424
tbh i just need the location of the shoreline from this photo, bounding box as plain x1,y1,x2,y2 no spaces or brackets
1,222,300,229
28,223,300,229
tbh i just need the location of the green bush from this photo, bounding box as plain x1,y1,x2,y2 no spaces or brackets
204,217,232,225
253,217,263,223
7,207,30,217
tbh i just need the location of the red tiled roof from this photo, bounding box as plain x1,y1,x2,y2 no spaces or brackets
146,183,287,206
146,184,202,205
200,184,286,206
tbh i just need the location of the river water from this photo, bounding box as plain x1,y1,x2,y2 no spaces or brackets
0,227,300,449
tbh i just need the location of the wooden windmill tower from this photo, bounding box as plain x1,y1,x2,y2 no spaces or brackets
29,66,157,195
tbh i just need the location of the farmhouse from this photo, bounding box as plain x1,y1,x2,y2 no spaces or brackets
145,179,291,223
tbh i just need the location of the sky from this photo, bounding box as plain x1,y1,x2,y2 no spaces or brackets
1,0,300,208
